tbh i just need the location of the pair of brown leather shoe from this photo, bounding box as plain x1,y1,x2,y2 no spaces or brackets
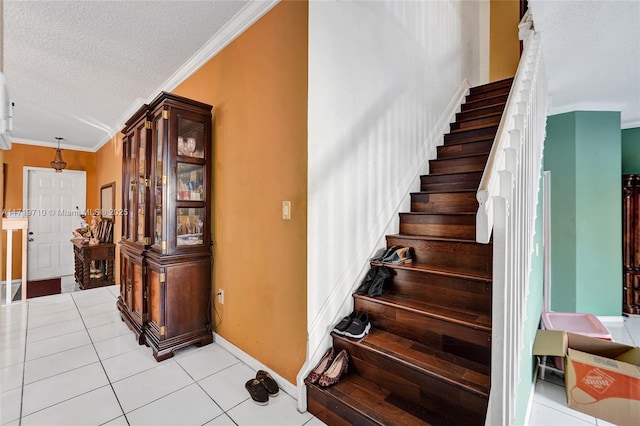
245,370,279,405
306,347,349,387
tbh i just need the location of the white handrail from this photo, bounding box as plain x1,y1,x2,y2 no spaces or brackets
479,10,548,426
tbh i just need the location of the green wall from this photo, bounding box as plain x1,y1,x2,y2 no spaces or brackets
544,111,621,316
622,127,640,174
543,113,577,312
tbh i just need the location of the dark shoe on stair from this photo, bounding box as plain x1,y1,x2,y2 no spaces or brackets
344,312,371,339
332,310,358,335
355,266,378,295
383,246,412,264
245,378,269,405
256,370,279,396
318,349,349,387
306,347,335,384
372,245,400,262
367,266,391,297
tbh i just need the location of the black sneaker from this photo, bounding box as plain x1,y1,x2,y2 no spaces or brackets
245,378,269,405
344,312,371,339
332,311,358,335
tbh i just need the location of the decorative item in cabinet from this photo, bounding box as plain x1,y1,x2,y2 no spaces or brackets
118,91,213,361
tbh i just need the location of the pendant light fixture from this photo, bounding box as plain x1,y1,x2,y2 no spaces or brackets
50,137,67,173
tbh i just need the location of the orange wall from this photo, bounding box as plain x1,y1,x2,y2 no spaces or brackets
490,0,520,81
96,135,123,284
2,143,97,279
174,1,308,383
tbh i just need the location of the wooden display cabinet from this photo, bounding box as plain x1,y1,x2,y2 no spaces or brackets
623,174,640,314
117,92,213,360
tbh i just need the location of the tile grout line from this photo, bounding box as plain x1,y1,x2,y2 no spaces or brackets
18,301,29,426
73,290,130,426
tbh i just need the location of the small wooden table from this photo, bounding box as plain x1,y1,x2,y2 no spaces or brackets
71,239,115,290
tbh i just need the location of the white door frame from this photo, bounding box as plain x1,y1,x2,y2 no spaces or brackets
23,167,87,280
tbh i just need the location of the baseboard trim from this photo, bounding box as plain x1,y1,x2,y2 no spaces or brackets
522,362,539,426
212,332,298,402
598,315,624,323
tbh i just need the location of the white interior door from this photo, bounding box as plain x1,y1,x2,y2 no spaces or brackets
25,168,86,280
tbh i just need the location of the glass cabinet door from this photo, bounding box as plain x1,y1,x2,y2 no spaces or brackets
177,163,205,201
177,118,205,159
176,207,205,246
137,124,147,244
128,134,136,241
153,116,164,249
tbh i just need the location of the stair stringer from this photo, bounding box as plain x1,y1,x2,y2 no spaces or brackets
297,78,471,411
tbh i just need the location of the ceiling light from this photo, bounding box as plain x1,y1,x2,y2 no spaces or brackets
50,137,67,173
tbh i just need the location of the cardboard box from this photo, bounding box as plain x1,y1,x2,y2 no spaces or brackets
534,329,640,426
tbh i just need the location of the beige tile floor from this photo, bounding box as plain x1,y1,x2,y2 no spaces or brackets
1,283,324,426
3,279,638,425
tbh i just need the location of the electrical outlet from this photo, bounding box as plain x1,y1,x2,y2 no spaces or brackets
218,289,224,304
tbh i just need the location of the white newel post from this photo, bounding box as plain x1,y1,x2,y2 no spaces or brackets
3,217,28,303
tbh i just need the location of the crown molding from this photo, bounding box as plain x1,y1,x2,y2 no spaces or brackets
548,102,625,118
12,138,96,152
95,0,280,151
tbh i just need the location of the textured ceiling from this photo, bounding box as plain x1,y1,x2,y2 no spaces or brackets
4,0,252,151
5,1,639,153
530,0,640,128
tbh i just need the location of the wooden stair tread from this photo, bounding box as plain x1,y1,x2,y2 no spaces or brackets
374,261,492,281
423,170,482,179
445,126,498,138
464,93,507,105
434,151,491,161
400,211,475,217
468,77,513,95
456,109,504,122
411,189,476,195
307,374,436,426
355,292,492,331
386,233,486,244
440,137,494,147
337,328,490,396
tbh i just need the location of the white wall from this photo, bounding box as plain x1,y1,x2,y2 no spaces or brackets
302,0,483,401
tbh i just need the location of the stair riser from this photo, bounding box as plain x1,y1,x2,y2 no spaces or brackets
430,155,488,174
469,78,513,96
355,297,491,364
437,140,493,159
386,236,492,274
420,180,480,192
410,192,478,213
333,339,488,426
444,126,498,144
451,114,501,131
465,85,510,103
306,385,375,426
456,104,505,122
399,214,476,239
461,94,508,112
389,268,491,313
420,171,482,188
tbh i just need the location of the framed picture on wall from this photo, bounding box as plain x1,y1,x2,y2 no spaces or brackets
100,182,115,219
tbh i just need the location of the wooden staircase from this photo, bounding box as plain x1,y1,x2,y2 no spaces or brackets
306,78,513,426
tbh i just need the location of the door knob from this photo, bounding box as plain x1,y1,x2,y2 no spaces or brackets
28,238,34,242
28,231,34,235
